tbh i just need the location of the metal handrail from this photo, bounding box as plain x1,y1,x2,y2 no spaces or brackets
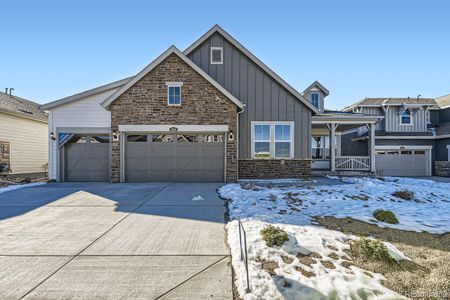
238,220,250,293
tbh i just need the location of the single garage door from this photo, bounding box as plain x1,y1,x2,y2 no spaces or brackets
375,148,430,176
64,135,110,181
125,133,224,182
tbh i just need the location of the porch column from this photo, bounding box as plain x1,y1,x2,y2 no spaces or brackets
330,123,336,172
369,123,376,172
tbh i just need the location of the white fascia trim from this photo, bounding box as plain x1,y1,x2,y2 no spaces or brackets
41,77,131,110
374,145,433,150
118,124,229,132
184,25,318,113
210,47,223,64
311,119,380,124
101,46,243,109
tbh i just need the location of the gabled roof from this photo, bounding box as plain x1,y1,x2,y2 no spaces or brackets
184,25,318,113
41,77,131,110
343,97,437,111
435,94,450,109
303,81,330,96
101,46,243,109
0,92,47,122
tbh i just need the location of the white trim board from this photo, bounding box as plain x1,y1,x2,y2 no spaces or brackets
184,25,319,113
101,46,243,110
118,124,229,132
41,77,131,110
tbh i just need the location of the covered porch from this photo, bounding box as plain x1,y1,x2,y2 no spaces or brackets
311,112,382,174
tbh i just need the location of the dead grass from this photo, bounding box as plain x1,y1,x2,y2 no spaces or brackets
296,253,318,267
295,266,316,278
281,255,294,264
257,257,279,276
320,260,336,269
316,216,450,298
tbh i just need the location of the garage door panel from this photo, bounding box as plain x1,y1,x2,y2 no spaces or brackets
125,133,224,182
376,148,429,176
64,135,109,182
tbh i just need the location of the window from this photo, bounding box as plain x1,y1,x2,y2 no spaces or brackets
210,47,223,64
252,122,294,159
401,150,412,155
311,93,319,109
275,125,291,158
415,150,425,155
253,124,271,158
400,109,412,125
426,110,431,124
166,83,182,105
127,135,147,142
311,136,330,159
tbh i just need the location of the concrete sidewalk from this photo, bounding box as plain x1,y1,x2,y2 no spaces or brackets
0,182,232,299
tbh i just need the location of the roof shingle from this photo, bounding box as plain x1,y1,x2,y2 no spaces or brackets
0,92,47,122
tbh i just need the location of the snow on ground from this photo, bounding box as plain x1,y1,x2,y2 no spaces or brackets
220,177,450,300
221,176,450,233
0,182,46,194
227,220,404,300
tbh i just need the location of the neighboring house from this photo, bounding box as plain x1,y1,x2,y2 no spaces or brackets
0,90,48,178
341,96,450,176
41,25,378,183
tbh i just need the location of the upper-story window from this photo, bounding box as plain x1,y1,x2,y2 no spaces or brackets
400,109,412,125
426,110,431,124
166,82,182,106
311,93,319,109
210,47,223,64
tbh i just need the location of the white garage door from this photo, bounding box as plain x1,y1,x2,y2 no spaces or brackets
375,148,431,176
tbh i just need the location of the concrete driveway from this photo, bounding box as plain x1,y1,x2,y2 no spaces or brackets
0,182,232,299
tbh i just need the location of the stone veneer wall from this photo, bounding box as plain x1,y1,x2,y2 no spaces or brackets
0,141,10,173
109,53,238,182
238,159,311,179
435,161,450,177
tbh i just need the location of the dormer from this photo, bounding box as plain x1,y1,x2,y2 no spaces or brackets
303,81,329,113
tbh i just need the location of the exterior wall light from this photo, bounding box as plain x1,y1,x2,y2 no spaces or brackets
112,130,119,141
50,132,56,140
228,130,234,141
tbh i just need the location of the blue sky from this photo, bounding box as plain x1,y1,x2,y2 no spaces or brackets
1,0,449,109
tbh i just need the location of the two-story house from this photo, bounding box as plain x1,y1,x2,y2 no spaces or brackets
341,96,450,176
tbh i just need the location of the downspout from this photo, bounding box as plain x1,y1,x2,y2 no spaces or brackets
236,105,245,181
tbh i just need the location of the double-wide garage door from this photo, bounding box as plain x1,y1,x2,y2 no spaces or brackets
125,133,225,182
375,147,430,176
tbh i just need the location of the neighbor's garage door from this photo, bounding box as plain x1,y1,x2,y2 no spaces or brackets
64,135,110,181
125,133,224,182
375,148,430,176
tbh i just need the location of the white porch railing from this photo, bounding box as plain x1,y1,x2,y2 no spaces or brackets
335,156,370,171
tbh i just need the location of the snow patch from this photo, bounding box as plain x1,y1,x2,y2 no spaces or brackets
0,182,46,194
192,195,204,201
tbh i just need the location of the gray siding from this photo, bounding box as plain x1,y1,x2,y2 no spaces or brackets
385,107,427,132
187,32,312,159
439,107,450,123
436,138,450,161
360,107,384,131
429,110,440,127
304,90,325,112
340,131,368,156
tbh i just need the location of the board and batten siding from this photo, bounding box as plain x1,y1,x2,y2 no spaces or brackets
47,88,115,180
385,106,427,132
187,32,312,159
0,112,48,174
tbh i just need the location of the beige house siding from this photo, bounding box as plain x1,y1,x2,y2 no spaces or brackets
47,88,115,180
0,112,48,175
